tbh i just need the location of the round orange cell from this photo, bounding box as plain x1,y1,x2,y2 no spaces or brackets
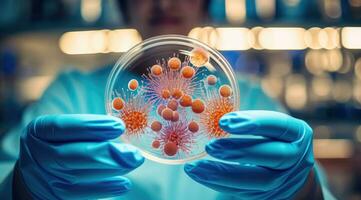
171,111,179,122
164,142,178,156
188,121,199,133
151,64,162,76
190,48,209,67
128,79,139,91
219,85,232,97
161,89,171,99
191,99,205,114
181,66,195,79
171,88,183,99
162,108,173,121
151,121,162,132
157,104,166,116
179,94,192,107
168,57,181,70
167,99,178,111
112,97,124,110
152,140,160,149
207,75,217,85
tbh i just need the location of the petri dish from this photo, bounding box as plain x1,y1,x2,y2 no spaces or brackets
105,35,239,164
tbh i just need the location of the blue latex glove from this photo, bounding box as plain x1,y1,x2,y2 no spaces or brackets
17,114,144,199
185,111,314,200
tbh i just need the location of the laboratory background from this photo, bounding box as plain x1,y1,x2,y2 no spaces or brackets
0,0,361,199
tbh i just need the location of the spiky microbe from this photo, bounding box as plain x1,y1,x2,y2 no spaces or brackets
157,120,194,156
200,96,234,138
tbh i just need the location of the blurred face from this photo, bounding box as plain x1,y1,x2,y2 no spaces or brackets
127,0,206,39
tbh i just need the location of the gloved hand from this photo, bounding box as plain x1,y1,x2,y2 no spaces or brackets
16,114,144,199
185,111,314,200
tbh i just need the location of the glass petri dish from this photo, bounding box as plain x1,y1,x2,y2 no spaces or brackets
105,35,240,164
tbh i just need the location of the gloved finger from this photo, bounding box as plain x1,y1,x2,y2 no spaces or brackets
206,138,299,169
28,114,125,142
41,143,144,177
52,176,132,199
184,160,285,191
219,111,312,142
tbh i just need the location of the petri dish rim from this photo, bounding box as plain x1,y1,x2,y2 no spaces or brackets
105,34,240,164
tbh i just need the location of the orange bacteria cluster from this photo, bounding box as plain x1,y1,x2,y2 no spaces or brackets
111,47,235,157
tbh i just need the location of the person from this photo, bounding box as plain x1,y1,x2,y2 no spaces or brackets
0,0,335,199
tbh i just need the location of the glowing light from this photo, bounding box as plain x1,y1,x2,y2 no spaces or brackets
311,75,332,99
81,0,101,23
314,139,352,159
305,50,324,75
323,0,342,19
318,28,340,49
259,28,307,50
59,30,107,55
342,27,361,49
332,80,352,103
250,27,264,49
108,29,142,52
255,0,275,20
305,27,322,49
322,49,343,72
261,76,283,98
215,28,253,50
59,29,141,54
225,0,246,24
189,27,218,48
285,75,307,110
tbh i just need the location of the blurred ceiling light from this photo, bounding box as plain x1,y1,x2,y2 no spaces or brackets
311,75,332,99
259,28,307,50
268,54,292,77
215,28,253,50
338,51,353,73
81,0,102,23
225,0,246,24
191,26,218,48
250,27,264,49
201,27,218,48
304,27,322,49
332,79,353,103
256,0,275,20
188,27,203,40
59,29,141,55
354,57,361,79
285,74,307,110
305,50,325,75
323,49,343,72
314,139,352,159
261,76,284,98
323,0,342,19
342,27,361,49
108,29,142,52
318,27,340,49
59,30,107,54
